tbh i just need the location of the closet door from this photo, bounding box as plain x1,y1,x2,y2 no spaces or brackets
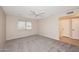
60,19,72,37
72,18,79,39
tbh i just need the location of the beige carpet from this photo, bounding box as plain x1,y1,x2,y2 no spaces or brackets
2,35,79,52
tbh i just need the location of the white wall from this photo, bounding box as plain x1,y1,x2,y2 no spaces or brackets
38,15,59,40
6,16,38,40
6,14,72,40
0,7,6,48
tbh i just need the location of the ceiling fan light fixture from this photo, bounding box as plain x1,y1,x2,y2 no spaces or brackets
30,10,45,17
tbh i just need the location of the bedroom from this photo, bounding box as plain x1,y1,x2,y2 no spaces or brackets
0,6,79,52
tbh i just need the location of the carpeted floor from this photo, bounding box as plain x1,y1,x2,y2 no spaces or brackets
2,35,79,52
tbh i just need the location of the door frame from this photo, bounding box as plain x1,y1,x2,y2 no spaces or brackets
59,13,79,46
59,18,72,38
59,13,79,39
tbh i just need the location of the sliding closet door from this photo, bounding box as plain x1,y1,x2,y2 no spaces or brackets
60,19,72,37
72,18,79,39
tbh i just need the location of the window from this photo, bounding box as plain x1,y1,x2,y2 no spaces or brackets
26,22,32,30
17,20,32,30
17,20,26,30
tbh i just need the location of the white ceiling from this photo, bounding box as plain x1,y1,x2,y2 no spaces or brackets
2,6,79,19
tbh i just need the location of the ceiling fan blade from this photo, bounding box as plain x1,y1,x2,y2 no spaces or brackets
30,10,37,15
30,10,45,17
38,12,45,15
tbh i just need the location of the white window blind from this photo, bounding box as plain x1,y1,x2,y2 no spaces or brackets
26,22,32,30
17,21,26,30
17,20,32,30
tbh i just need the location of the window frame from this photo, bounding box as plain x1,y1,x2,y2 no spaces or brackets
17,20,32,30
25,21,32,30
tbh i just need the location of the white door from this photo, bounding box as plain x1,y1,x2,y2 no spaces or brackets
60,19,72,37
72,18,79,39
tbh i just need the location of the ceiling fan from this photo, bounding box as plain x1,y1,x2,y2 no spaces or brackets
30,10,45,17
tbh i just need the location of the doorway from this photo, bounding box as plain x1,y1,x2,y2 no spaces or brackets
59,14,79,46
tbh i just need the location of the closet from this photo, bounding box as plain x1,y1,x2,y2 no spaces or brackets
72,18,79,39
59,13,79,46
